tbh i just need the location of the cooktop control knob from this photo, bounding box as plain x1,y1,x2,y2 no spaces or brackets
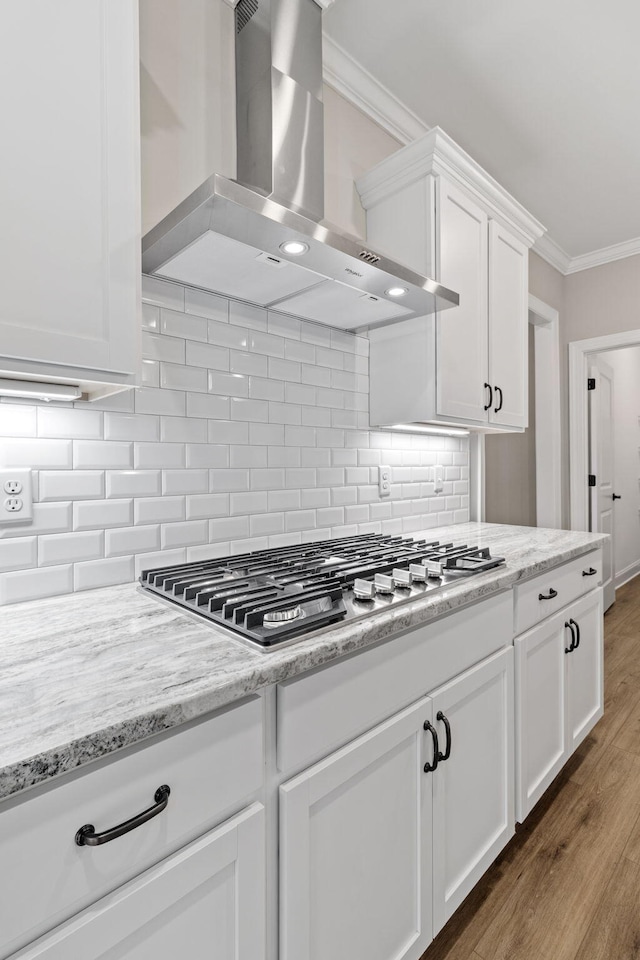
374,573,394,595
426,560,445,579
353,578,376,601
409,563,428,582
392,568,412,589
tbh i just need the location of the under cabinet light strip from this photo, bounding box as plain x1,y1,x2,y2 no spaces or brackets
390,424,470,438
0,378,82,402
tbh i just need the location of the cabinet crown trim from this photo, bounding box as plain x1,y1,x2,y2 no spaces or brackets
356,126,545,248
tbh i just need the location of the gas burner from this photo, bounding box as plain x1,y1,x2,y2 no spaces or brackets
139,534,505,651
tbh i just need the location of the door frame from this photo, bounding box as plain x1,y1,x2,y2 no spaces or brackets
569,328,640,531
529,295,562,528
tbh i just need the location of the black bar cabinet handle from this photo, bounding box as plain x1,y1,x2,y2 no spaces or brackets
484,383,493,411
538,588,558,601
436,711,452,762
75,785,171,847
570,618,580,649
582,567,597,577
423,721,439,773
564,621,576,654
612,493,622,500
494,385,503,414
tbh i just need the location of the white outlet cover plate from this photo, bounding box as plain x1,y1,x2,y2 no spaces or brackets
0,468,33,525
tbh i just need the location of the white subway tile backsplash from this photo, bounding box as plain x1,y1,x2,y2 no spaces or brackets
0,403,37,437
230,302,267,331
135,497,185,525
0,280,469,605
186,444,229,469
39,470,104,502
106,470,162,499
74,556,134,592
0,537,37,573
0,565,73,604
142,275,185,311
185,288,229,322
185,340,229,371
39,531,103,566
106,525,161,558
74,499,133,530
210,469,250,493
162,469,209,496
186,494,229,520
162,416,208,444
105,413,159,443
37,408,103,440
161,307,206,341
1,438,72,469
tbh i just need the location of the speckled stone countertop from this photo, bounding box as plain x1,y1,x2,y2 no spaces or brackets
0,522,606,803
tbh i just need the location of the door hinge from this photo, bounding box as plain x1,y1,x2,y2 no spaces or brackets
588,475,596,487
587,378,596,390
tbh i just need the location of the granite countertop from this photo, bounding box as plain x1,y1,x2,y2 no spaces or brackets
0,522,606,803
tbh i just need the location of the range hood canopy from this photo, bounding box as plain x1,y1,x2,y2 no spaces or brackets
142,0,459,332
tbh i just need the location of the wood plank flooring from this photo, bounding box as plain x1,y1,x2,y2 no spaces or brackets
422,575,640,960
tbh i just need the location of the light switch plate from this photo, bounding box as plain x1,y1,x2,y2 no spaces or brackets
378,464,391,498
434,465,444,494
0,468,33,524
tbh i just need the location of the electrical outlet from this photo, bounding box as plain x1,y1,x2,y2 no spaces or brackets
0,469,33,524
434,465,444,494
378,464,391,498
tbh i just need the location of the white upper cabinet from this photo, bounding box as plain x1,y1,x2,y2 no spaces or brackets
358,128,544,433
0,1,140,399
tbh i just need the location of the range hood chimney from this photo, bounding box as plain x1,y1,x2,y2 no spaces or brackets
141,0,459,332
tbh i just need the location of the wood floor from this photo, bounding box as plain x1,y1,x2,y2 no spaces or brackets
423,576,640,960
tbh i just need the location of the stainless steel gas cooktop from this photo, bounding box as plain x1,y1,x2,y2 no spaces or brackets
139,534,505,651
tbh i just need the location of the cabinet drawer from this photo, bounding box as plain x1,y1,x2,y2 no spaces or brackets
277,592,512,776
514,549,602,635
0,697,263,960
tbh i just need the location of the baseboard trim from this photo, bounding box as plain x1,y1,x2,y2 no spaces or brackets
615,560,640,591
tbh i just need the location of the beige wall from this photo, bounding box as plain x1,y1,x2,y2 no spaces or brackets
139,1,401,237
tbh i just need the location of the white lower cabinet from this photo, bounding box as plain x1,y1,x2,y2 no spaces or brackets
12,803,265,960
430,648,514,933
279,647,515,960
515,589,604,822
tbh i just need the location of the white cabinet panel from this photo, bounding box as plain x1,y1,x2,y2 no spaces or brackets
566,590,604,753
280,697,433,960
430,648,514,933
12,804,265,960
0,1,140,391
488,221,528,429
436,180,489,423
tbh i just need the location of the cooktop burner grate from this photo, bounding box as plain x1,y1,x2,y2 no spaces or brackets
139,533,506,650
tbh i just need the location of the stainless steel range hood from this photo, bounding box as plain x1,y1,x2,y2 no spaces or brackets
142,0,459,332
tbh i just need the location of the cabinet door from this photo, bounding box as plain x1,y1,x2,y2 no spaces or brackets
430,648,514,934
11,804,265,960
280,697,434,960
515,613,568,822
0,1,139,376
566,590,604,753
436,178,489,423
488,220,528,429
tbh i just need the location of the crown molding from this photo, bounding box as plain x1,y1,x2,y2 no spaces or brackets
565,235,640,274
322,34,429,145
356,126,545,248
532,234,572,275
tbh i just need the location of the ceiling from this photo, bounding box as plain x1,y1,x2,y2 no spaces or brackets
323,0,640,269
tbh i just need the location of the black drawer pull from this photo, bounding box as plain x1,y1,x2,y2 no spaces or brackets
423,721,439,773
582,568,597,577
75,785,171,847
436,711,452,762
494,385,503,414
564,621,576,654
538,588,558,601
484,383,493,411
570,618,580,649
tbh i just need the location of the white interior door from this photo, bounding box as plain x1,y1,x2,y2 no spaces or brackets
588,358,616,611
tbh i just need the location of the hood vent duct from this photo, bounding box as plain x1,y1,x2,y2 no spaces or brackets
141,0,459,332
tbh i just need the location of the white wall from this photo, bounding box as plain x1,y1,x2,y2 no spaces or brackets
594,346,640,586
